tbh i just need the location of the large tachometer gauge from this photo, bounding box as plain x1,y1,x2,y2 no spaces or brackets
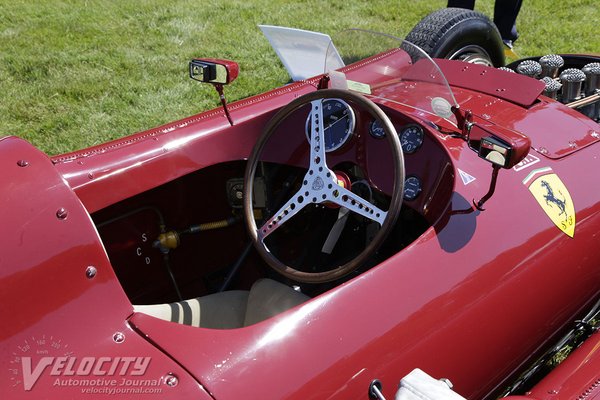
305,98,356,152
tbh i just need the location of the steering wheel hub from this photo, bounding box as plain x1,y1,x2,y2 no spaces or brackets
312,176,325,191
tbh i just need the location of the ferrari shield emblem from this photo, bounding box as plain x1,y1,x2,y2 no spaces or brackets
523,169,575,237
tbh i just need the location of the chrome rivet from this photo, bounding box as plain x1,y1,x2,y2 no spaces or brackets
591,131,600,139
56,208,68,220
164,373,179,387
87,172,94,180
113,332,125,343
85,266,97,279
17,160,29,167
539,147,549,155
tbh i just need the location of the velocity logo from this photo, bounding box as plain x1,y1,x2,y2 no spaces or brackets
21,356,151,390
8,335,155,392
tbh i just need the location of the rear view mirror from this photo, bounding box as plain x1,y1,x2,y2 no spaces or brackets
189,58,239,85
452,106,533,210
479,136,513,167
468,123,531,169
189,58,239,126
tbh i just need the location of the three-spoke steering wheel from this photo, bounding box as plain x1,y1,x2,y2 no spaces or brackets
244,89,405,283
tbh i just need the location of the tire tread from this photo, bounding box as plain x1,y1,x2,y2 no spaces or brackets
405,8,493,55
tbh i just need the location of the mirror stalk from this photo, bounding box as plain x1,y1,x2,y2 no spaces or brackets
474,165,500,211
214,84,234,126
451,105,473,141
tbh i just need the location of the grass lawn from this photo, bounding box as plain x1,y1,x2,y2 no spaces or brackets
0,0,598,155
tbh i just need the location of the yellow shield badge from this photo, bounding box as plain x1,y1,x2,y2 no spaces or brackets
523,168,576,237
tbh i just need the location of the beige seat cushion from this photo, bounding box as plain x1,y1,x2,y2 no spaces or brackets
134,290,249,329
134,279,309,329
244,279,310,326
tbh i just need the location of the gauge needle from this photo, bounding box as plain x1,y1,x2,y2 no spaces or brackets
325,115,348,130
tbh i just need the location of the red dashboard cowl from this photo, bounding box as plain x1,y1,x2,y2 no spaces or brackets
436,58,545,107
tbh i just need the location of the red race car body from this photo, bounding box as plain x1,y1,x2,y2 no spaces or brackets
1,29,599,400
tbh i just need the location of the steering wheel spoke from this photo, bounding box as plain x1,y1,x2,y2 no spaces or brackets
258,189,308,241
309,99,328,170
329,185,387,226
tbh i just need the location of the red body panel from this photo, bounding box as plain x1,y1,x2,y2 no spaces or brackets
436,58,545,107
2,47,600,400
525,332,600,400
0,138,211,398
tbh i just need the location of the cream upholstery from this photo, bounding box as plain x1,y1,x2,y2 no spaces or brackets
134,290,249,329
134,279,309,329
244,279,311,326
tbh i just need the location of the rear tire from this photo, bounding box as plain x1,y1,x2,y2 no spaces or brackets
405,8,505,67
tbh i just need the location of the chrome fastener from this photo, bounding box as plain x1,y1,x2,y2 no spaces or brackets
85,266,97,279
113,332,125,343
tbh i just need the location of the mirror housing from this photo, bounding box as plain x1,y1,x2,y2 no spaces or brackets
189,58,239,126
468,123,531,169
189,58,239,85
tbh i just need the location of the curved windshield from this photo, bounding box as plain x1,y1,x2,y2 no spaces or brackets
324,29,458,126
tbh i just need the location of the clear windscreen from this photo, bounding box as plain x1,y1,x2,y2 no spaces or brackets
324,29,458,126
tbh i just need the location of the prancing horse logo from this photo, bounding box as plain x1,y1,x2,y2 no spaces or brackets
540,180,567,220
524,169,575,237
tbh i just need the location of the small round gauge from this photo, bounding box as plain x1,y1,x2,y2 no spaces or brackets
369,119,386,139
400,124,424,154
403,175,422,201
306,98,356,152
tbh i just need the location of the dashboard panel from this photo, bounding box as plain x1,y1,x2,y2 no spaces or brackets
261,98,454,223
359,104,454,222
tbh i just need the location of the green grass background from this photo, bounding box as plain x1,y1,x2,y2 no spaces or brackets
1,0,598,155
